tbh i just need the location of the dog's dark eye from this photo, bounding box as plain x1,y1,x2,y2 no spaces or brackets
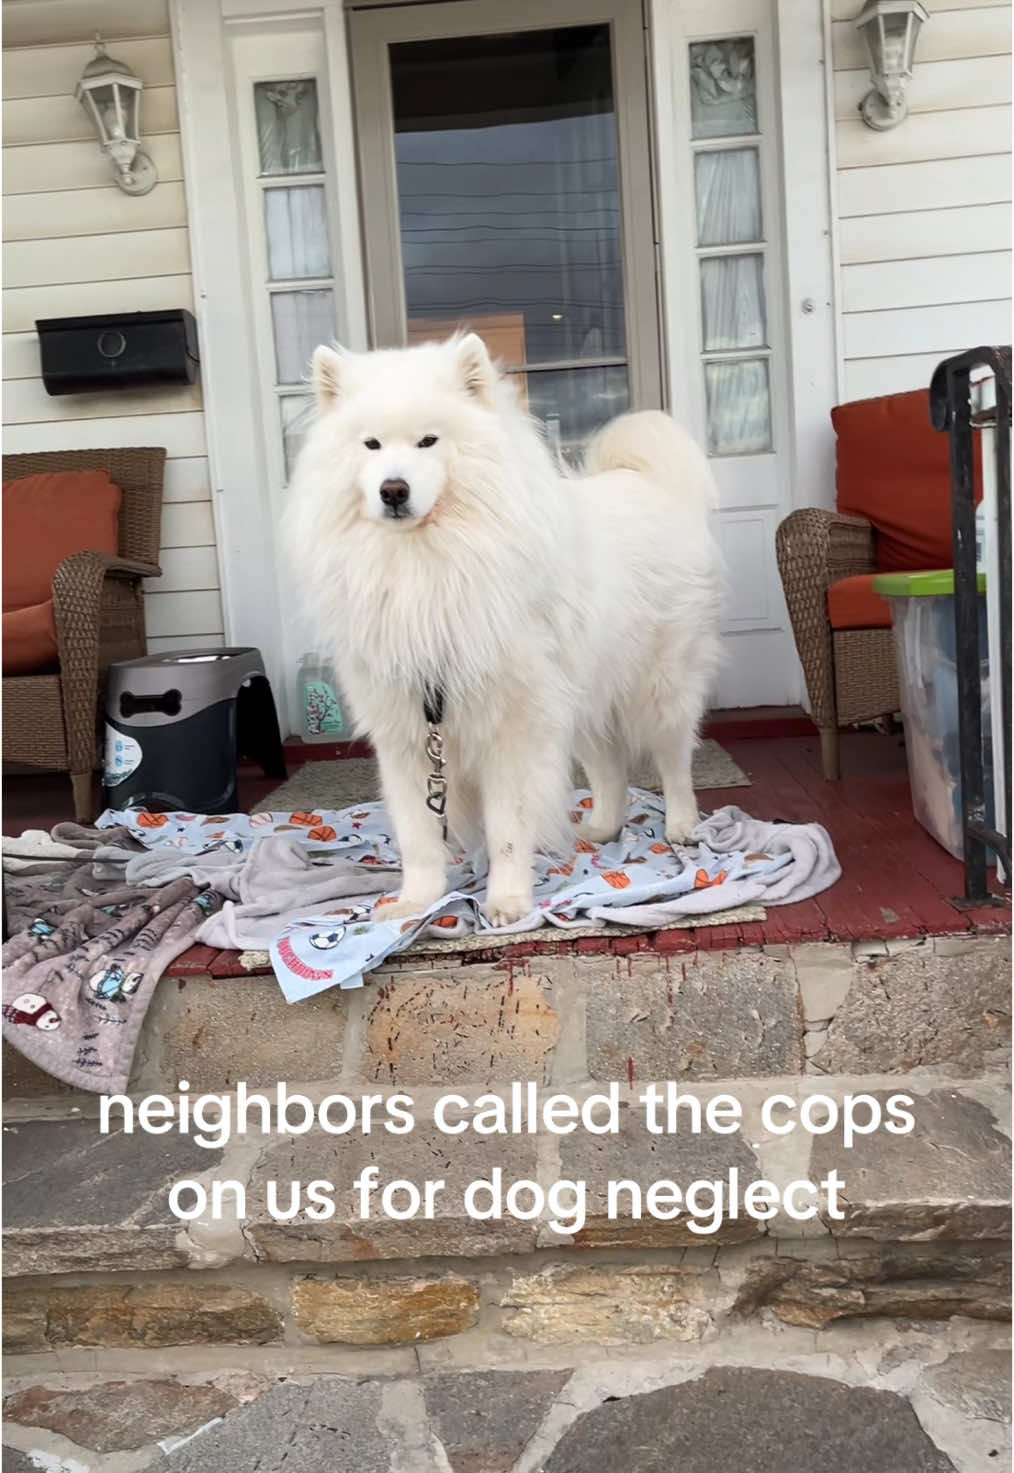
416,434,438,448
364,437,382,451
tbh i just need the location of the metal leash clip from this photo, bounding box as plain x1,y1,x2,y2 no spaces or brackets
425,722,448,842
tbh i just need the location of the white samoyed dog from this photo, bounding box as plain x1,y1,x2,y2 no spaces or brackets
283,333,722,927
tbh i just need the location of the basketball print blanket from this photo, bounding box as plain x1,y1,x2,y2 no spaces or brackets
97,793,840,1003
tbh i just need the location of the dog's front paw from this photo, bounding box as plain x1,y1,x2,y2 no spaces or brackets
482,892,533,928
577,817,621,845
665,809,700,846
374,895,434,923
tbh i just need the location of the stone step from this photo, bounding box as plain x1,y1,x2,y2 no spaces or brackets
4,1075,1008,1287
4,933,1010,1103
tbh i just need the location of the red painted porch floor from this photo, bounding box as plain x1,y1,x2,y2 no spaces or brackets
3,728,1008,979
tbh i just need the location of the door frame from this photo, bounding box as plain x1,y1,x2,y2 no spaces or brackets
349,0,664,412
171,0,368,730
172,0,838,719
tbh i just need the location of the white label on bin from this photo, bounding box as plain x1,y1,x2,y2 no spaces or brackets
104,725,142,787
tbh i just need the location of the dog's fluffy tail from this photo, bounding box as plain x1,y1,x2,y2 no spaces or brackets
582,410,718,509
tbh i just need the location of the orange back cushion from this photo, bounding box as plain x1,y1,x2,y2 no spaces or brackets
2,470,121,612
831,389,957,573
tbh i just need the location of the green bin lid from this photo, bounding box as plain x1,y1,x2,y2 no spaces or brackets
872,569,986,597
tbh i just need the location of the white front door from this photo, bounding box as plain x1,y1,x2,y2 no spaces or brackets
654,0,804,708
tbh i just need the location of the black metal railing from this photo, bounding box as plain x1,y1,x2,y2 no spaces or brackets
929,345,1012,904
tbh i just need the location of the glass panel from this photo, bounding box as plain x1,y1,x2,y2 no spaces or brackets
694,148,760,247
280,395,315,478
700,254,766,352
390,27,626,365
265,186,330,280
689,38,757,139
704,358,771,455
516,363,628,465
271,289,336,384
878,11,915,73
255,79,322,175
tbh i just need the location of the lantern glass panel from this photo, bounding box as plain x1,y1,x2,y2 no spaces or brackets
124,84,140,140
88,82,119,140
880,13,911,73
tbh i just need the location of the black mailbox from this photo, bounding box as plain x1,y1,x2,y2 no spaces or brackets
36,309,199,396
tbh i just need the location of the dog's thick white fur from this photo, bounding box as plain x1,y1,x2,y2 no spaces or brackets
283,333,721,926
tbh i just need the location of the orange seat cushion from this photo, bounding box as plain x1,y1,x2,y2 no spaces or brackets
827,574,893,631
2,599,59,675
831,389,964,573
2,470,121,613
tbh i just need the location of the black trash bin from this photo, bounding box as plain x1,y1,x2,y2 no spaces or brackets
103,647,286,813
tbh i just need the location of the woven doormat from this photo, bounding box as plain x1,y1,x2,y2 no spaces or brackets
255,739,750,815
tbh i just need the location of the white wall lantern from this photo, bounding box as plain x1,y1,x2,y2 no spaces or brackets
75,35,158,195
855,0,929,131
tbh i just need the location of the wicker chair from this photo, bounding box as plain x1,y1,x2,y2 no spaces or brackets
3,447,165,821
776,509,900,781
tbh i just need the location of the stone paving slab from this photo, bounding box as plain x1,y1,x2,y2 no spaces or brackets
2,1119,223,1276
540,1368,957,1472
6,1323,1009,1472
811,1089,1012,1240
244,1121,541,1263
2,1380,238,1455
422,1370,570,1473
148,1378,389,1472
558,1102,764,1249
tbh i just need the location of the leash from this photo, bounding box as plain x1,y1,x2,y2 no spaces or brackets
423,684,448,842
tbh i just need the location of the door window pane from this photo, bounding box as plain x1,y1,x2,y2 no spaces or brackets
700,254,766,352
689,38,757,139
255,79,323,175
518,363,628,464
265,186,330,280
694,148,760,246
280,395,315,477
271,289,336,384
704,358,771,455
390,27,626,365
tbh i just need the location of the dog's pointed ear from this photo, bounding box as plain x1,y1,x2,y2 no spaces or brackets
312,344,345,410
453,333,495,404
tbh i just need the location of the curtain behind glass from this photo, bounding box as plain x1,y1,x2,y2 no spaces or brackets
694,148,760,247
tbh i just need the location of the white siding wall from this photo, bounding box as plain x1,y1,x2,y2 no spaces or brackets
831,0,1012,402
2,0,224,652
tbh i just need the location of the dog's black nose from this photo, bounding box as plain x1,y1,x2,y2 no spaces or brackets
380,478,410,510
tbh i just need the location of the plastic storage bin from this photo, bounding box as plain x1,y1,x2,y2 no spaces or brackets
873,570,995,861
